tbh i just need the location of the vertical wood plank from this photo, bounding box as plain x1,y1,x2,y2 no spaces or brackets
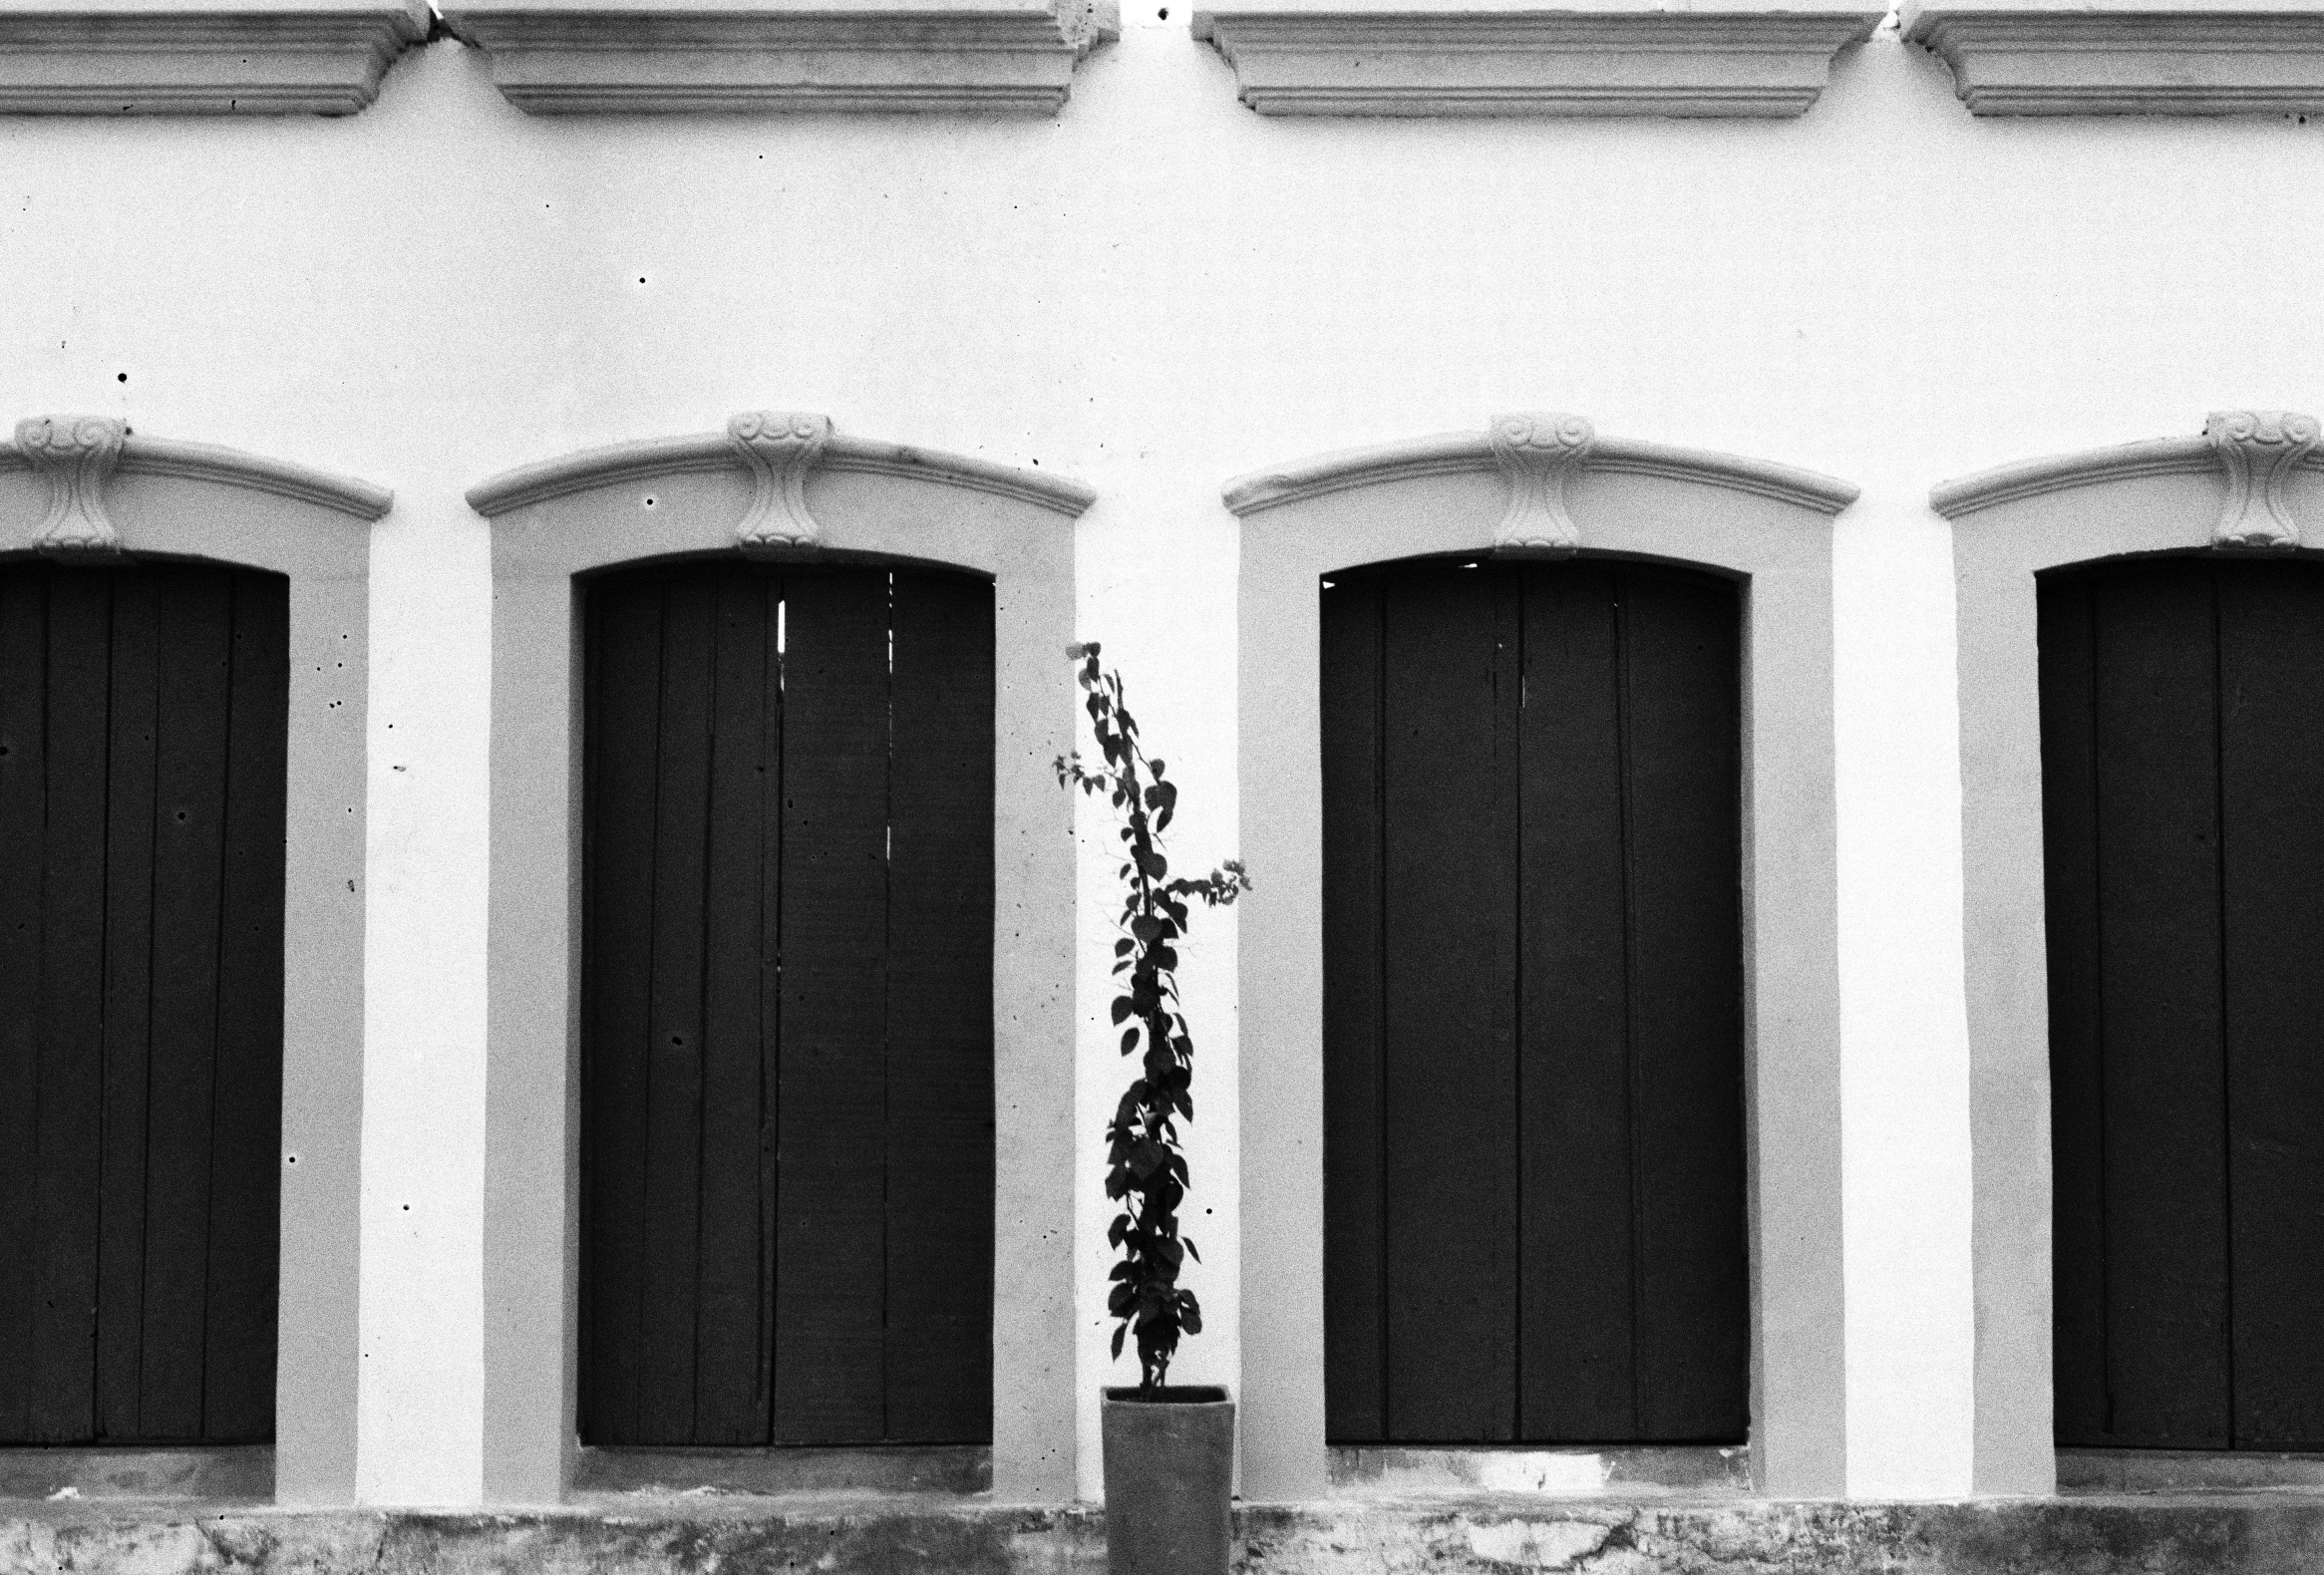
30,568,112,1441
0,569,47,1441
635,572,717,1444
95,570,162,1440
693,569,775,1444
1319,576,1387,1443
202,571,288,1441
774,568,892,1443
2090,562,2231,1447
579,577,664,1444
1379,559,1516,1441
1515,564,1637,1441
2037,575,2112,1447
1615,567,1748,1442
2216,561,2324,1449
140,567,236,1440
883,568,996,1443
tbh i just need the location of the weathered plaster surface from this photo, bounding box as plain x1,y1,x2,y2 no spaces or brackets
10,1498,2324,1575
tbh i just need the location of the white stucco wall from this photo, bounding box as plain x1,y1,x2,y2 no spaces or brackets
4,11,2323,1502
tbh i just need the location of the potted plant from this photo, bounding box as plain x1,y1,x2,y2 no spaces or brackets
1057,642,1249,1575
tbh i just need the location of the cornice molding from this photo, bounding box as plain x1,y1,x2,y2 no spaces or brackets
465,416,1099,522
438,0,1118,113
1929,413,2324,522
1221,420,1859,520
0,418,394,525
1902,0,2324,115
0,0,428,115
1188,1,1884,116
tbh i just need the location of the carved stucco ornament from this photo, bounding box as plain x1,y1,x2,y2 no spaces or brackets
16,415,126,556
1491,412,1594,555
2208,410,2320,550
728,410,831,553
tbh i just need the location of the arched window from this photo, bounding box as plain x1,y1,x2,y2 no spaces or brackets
2038,554,2324,1452
1935,409,2324,1489
1319,554,1748,1446
0,416,385,1501
470,412,1088,1500
1227,414,1854,1498
576,558,995,1447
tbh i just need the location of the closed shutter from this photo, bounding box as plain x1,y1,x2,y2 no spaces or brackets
1321,556,1748,1445
0,561,288,1445
579,559,995,1446
2043,556,2324,1450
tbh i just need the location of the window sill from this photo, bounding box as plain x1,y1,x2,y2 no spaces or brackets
0,1445,273,1504
1328,1444,1751,1500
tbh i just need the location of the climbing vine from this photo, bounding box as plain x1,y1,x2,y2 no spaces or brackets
1056,642,1249,1398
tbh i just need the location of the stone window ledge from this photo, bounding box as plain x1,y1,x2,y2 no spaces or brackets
0,0,429,115
1188,0,1884,117
572,1445,990,1499
0,1445,273,1503
435,0,1118,114
1328,1445,1751,1500
1902,0,2324,115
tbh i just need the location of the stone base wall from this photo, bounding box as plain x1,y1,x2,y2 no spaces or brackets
10,1497,2324,1575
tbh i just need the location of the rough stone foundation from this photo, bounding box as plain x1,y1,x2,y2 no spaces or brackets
9,1494,2324,1575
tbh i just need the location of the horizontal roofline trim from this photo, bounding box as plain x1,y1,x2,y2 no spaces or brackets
1929,435,2324,518
0,432,393,520
1220,429,1860,517
465,429,1098,518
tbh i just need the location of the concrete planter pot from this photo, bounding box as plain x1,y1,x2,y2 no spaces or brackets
1100,1386,1235,1575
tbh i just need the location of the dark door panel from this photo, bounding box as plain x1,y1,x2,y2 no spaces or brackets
1321,556,1748,1446
579,559,995,1447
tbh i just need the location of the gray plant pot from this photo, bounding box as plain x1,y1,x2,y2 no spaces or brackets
1100,1386,1235,1575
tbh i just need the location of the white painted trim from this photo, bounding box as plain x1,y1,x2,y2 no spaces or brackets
0,433,396,519
1931,429,2324,519
1933,413,2324,1494
1902,0,2324,115
467,427,1098,518
1222,427,1860,516
1188,1,1883,116
437,0,1118,114
0,0,427,114
1231,418,1850,1501
474,417,1091,1505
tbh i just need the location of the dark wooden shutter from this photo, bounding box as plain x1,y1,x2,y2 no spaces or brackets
2044,556,2324,1451
0,560,287,1445
1321,556,1748,1445
579,559,995,1447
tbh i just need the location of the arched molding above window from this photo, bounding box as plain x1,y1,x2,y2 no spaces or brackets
1,415,391,563
0,415,386,1508
1225,414,1852,1505
469,411,1091,1508
437,0,1118,115
0,0,428,115
1189,1,1883,117
1932,409,2324,1502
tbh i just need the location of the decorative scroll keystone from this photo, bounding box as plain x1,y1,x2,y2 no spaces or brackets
2208,410,2319,550
1491,412,1594,554
17,415,126,556
728,410,831,552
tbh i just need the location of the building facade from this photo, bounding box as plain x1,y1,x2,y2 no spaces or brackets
4,5,2324,1563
